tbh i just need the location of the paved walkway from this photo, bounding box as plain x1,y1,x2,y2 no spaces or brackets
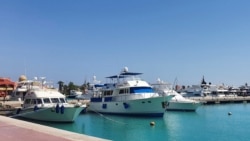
0,116,109,141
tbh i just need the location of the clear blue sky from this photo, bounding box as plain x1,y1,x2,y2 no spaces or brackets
1,0,250,87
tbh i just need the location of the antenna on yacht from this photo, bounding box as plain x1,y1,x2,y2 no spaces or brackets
93,75,96,81
121,66,129,73
40,77,46,88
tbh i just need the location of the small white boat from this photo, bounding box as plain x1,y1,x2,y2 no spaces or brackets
67,90,82,99
152,79,201,111
87,67,173,117
12,78,86,122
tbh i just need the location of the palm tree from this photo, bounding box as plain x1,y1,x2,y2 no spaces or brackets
57,81,64,93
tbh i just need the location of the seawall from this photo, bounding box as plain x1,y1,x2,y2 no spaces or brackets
0,115,110,141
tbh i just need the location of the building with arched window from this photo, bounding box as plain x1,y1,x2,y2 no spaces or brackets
0,77,16,100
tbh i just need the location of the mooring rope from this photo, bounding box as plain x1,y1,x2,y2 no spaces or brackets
89,107,127,125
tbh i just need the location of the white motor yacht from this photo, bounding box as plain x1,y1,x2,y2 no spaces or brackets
12,77,86,122
87,67,173,117
152,79,201,111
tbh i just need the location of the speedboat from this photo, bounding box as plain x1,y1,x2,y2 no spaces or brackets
152,79,201,111
12,78,86,122
87,67,173,117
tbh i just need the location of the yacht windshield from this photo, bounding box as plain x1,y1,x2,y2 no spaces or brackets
59,98,66,103
130,87,154,94
24,99,31,104
36,99,42,104
43,98,51,103
51,98,60,103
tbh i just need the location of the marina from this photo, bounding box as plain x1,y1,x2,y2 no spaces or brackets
1,71,250,141
2,95,250,116
9,103,250,141
1,79,250,140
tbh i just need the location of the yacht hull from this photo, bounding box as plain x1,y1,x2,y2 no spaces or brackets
15,106,85,122
88,96,169,117
166,101,201,111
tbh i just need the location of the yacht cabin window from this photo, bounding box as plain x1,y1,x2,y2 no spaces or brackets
130,87,154,94
51,98,60,103
24,99,31,104
31,99,36,104
103,90,113,96
59,98,66,103
119,89,129,94
43,98,50,103
36,99,42,104
119,89,124,94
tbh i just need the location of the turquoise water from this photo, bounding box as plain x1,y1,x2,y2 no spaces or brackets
29,104,250,141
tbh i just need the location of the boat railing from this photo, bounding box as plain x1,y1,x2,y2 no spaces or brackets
112,92,159,101
120,76,141,82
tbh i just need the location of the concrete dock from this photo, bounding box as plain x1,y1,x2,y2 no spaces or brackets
0,115,110,141
190,96,250,104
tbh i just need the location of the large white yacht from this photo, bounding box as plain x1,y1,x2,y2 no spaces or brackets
87,67,173,117
12,77,86,122
152,79,201,111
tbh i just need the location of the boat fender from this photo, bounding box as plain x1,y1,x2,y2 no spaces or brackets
56,103,60,113
16,108,21,114
123,103,129,109
161,102,169,108
34,105,38,111
60,105,64,114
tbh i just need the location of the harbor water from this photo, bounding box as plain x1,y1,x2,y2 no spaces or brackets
22,104,250,141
